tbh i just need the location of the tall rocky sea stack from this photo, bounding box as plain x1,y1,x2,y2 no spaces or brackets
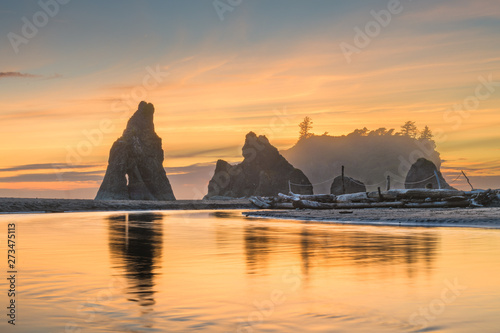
405,158,454,190
95,101,176,201
205,132,313,198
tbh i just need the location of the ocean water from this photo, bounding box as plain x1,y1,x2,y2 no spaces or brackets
0,210,499,333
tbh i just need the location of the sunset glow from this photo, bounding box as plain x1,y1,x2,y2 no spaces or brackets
1,0,499,198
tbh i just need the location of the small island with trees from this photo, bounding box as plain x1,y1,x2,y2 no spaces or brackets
285,117,441,194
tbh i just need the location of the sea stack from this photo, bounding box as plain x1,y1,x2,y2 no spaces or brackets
405,158,454,190
330,176,366,195
95,101,176,201
205,132,313,198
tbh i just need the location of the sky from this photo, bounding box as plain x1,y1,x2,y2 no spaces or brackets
1,0,499,199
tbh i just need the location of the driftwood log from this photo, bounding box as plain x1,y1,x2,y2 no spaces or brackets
249,189,499,210
367,189,466,201
249,196,272,209
336,192,373,203
292,200,470,210
249,196,294,209
278,193,336,203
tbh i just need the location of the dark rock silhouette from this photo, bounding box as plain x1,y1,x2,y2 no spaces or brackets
405,158,453,190
205,132,312,198
95,101,176,201
330,176,366,195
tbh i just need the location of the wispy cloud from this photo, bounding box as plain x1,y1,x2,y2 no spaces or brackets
0,72,42,79
0,163,102,172
0,171,104,183
0,72,63,80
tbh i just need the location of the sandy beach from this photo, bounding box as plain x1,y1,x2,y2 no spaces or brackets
244,207,500,228
0,197,251,213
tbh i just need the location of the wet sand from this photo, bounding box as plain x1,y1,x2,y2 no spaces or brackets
244,207,500,228
0,197,251,213
2,198,499,229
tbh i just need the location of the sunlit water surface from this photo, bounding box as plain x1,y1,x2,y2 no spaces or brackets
1,210,499,333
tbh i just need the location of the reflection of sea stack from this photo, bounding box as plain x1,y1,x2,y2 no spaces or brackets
108,213,163,307
244,225,272,274
205,132,313,198
95,101,176,201
405,158,454,189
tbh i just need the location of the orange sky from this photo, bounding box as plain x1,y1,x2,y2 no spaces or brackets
0,0,499,198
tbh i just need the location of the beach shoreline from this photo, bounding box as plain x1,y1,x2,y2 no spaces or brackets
244,207,500,228
2,197,500,229
0,197,252,214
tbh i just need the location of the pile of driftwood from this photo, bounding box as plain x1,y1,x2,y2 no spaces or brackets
249,189,500,210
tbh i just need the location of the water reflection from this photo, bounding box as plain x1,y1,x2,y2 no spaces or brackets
210,211,239,219
299,226,438,279
242,223,439,279
107,213,164,308
244,225,276,275
8,211,500,333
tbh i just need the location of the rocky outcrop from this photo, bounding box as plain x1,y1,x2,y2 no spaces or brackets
95,101,176,201
330,176,366,195
205,132,313,198
405,158,453,190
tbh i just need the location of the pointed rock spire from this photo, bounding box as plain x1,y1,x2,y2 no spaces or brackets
95,101,176,201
